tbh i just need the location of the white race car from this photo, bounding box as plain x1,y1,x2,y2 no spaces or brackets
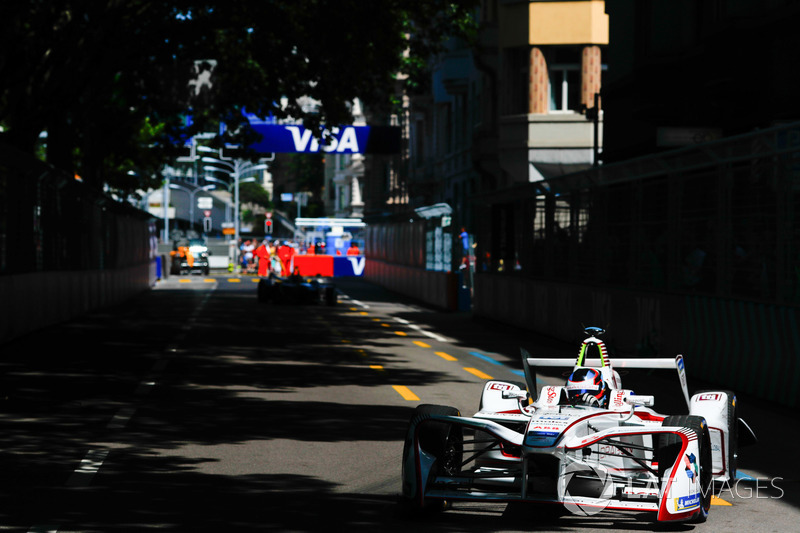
401,327,757,523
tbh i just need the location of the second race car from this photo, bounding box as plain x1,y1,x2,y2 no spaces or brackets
257,272,338,306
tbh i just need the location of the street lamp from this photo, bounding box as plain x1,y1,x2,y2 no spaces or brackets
202,170,257,226
168,183,216,232
201,156,268,266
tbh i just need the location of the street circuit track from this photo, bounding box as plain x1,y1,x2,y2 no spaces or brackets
0,275,796,532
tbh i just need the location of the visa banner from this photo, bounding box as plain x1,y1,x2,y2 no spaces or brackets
293,255,365,277
333,256,365,277
248,124,400,154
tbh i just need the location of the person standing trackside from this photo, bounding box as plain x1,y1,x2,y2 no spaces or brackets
242,240,256,273
254,239,271,277
346,242,360,256
277,241,295,276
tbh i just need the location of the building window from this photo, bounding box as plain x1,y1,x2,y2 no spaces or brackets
549,64,580,112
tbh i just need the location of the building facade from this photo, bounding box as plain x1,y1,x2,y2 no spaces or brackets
323,99,366,219
364,1,609,282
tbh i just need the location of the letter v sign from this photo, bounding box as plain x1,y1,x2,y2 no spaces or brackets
347,257,365,276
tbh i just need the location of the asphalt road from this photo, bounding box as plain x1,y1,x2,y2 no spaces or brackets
0,274,796,532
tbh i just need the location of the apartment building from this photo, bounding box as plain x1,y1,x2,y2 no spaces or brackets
363,1,609,302
472,0,609,273
323,99,366,219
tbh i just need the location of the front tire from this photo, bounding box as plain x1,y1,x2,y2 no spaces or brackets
401,404,462,513
657,415,713,523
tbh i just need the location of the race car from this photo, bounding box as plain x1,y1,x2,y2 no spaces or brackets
257,273,338,306
401,327,757,523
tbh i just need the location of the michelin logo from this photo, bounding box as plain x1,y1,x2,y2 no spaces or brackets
675,493,701,511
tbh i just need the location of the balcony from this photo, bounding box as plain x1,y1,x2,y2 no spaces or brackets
499,112,601,182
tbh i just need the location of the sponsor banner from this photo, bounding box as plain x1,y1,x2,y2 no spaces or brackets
248,124,401,154
292,255,365,277
333,256,365,277
294,255,333,277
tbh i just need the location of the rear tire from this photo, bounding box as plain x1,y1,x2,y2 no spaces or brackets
696,389,737,483
402,404,462,513
657,415,712,523
257,279,272,303
325,286,338,306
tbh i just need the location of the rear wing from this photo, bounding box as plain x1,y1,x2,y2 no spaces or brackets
521,349,691,410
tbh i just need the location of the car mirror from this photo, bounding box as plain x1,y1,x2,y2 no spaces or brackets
502,390,529,401
625,395,654,407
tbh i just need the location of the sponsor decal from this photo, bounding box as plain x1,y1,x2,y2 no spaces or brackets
489,383,515,391
536,415,570,421
623,486,659,498
525,427,562,446
545,387,558,403
612,390,626,409
684,453,698,481
675,493,701,511
529,425,564,431
697,393,721,401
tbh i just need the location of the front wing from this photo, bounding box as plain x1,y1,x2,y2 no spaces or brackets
402,414,706,522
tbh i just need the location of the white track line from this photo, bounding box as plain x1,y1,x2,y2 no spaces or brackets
106,406,136,430
66,449,109,487
28,525,58,533
393,317,448,342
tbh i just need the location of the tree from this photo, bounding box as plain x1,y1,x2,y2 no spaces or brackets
239,180,272,210
0,1,478,195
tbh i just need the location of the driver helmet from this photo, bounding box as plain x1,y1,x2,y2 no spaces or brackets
565,368,609,408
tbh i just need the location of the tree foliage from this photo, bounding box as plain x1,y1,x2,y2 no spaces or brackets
0,0,478,195
239,180,272,210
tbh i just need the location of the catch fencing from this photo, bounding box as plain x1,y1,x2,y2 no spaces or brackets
0,143,156,343
473,122,800,407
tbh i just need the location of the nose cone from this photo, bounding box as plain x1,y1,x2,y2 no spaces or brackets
524,414,571,448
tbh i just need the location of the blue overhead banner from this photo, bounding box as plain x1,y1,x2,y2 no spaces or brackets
247,123,401,154
333,256,366,277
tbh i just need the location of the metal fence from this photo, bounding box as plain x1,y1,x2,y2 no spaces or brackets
479,121,800,306
0,143,154,276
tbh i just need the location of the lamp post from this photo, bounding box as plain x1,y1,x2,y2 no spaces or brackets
168,183,216,232
201,155,268,267
162,175,170,243
202,173,257,226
